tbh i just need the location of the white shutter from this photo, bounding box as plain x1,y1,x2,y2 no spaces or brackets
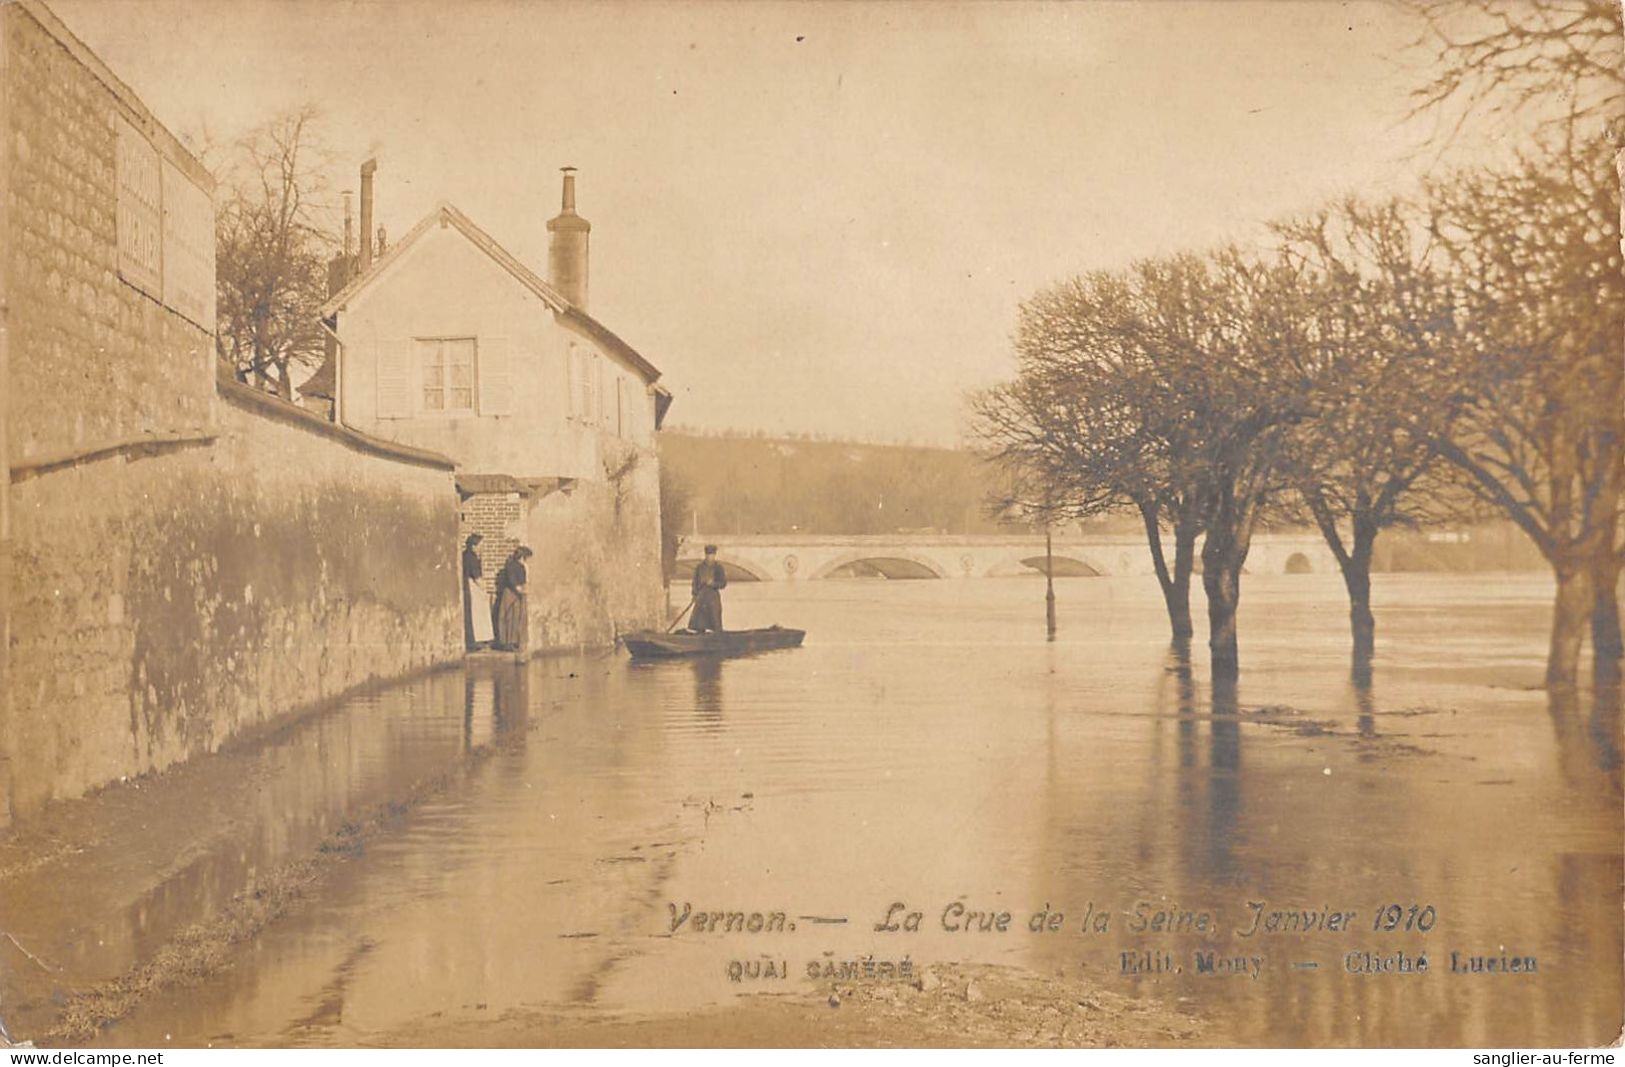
478,336,511,416
376,339,412,418
564,344,577,418
595,355,606,426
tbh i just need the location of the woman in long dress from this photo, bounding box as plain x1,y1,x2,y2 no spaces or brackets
463,535,494,650
494,546,532,652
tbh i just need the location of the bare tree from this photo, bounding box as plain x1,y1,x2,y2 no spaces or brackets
972,268,1208,644
1406,0,1623,144
214,107,336,400
1273,197,1462,671
1424,138,1624,686
1405,0,1624,686
975,249,1312,678
1169,250,1312,681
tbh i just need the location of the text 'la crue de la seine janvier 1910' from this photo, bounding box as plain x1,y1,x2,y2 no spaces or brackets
667,899,1539,985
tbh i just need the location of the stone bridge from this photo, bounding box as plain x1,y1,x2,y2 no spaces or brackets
676,532,1338,581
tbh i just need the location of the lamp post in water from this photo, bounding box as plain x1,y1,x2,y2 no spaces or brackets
1040,488,1057,641
1044,523,1057,641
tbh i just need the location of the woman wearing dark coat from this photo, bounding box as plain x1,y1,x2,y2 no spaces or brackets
493,546,533,652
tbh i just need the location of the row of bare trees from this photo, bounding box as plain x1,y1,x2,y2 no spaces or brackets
976,0,1621,689
974,134,1620,688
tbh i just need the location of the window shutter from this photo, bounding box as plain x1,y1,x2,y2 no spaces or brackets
595,355,606,426
564,344,577,418
578,349,592,419
478,336,511,416
376,339,411,418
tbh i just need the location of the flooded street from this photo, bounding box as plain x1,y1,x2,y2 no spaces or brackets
49,574,1624,1047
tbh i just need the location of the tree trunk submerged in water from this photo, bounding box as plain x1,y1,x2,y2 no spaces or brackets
1198,473,1265,684
1304,493,1379,679
1342,524,1377,678
1203,561,1242,682
1201,533,1244,682
1590,550,1623,684
1548,560,1593,689
1141,501,1198,644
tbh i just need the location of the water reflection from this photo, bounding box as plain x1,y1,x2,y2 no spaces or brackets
692,657,725,730
1546,683,1622,784
1205,676,1242,886
66,576,1625,1048
1354,680,1377,742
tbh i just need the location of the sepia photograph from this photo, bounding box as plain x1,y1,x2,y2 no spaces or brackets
0,0,1620,1051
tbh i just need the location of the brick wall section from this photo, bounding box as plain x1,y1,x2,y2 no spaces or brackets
458,492,522,596
6,395,461,816
3,2,218,468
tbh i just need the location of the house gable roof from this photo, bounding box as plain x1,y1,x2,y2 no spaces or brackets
318,202,662,382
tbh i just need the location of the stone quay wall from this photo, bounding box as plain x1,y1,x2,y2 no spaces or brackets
6,388,462,819
521,452,665,649
1,1,461,822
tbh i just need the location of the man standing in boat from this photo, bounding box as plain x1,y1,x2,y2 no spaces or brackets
688,544,728,633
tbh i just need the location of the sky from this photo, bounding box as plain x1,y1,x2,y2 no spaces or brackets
53,0,1522,445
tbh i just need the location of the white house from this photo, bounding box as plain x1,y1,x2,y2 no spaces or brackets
316,170,672,650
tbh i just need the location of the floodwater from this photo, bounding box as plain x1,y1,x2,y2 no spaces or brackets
79,574,1623,1047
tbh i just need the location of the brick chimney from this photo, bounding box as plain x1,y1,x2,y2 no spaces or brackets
547,166,590,309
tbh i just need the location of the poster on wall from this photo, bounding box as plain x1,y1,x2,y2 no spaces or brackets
160,156,216,333
115,113,216,332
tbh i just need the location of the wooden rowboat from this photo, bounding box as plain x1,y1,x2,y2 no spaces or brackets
622,625,806,660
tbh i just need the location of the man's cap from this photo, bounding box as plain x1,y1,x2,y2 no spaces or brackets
704,544,718,554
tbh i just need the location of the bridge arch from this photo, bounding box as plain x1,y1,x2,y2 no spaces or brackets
672,554,774,582
811,551,948,580
985,553,1109,578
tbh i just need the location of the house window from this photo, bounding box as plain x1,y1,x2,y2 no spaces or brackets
418,338,476,413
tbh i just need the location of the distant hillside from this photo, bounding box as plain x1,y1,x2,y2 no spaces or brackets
658,432,1026,536
656,431,1550,574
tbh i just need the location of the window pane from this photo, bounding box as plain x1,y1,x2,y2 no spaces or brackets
423,387,444,410
424,363,443,387
451,388,473,409
450,362,472,387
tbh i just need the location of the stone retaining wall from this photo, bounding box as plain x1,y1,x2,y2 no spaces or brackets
5,390,461,817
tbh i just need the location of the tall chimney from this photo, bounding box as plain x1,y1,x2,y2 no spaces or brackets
547,166,591,309
342,190,354,259
359,158,377,270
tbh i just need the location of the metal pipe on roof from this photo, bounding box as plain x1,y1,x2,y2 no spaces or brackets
359,158,377,270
